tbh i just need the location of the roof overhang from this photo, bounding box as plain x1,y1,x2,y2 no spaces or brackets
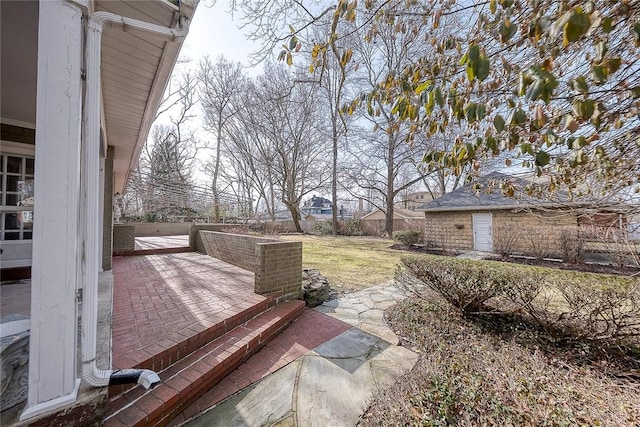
420,205,539,213
0,0,197,194
96,0,198,193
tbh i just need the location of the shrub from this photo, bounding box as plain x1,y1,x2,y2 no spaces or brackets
361,300,640,427
398,255,640,346
525,227,553,260
312,220,334,236
551,279,640,345
392,230,421,246
493,224,522,256
225,226,250,235
339,218,364,236
587,226,640,268
397,256,511,314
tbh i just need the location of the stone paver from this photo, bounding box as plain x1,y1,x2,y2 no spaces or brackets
314,282,406,344
170,309,351,426
183,282,418,427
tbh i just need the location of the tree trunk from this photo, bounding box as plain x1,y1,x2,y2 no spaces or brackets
385,134,395,235
285,201,303,233
331,124,338,236
212,117,223,222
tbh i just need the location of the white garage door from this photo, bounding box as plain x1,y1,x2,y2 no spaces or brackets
472,213,493,252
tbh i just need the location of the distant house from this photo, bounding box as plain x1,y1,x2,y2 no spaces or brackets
300,195,350,219
417,172,627,254
361,207,425,221
398,191,440,211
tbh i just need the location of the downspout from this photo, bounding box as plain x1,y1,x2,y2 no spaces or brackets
81,10,189,389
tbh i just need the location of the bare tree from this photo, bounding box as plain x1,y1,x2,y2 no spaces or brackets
124,72,201,221
251,64,330,231
342,6,436,234
304,19,360,235
198,56,246,222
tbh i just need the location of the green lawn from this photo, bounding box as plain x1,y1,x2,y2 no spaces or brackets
279,235,406,292
278,234,636,293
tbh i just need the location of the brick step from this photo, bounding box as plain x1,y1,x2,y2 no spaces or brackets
109,293,284,399
104,299,305,427
114,246,194,257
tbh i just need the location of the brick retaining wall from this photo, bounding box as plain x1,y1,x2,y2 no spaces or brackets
113,224,135,252
189,224,237,252
199,231,302,301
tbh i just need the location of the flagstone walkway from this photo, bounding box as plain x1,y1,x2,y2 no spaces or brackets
182,282,418,427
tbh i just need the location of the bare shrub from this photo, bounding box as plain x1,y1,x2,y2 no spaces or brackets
361,300,640,427
398,256,640,347
493,224,521,256
500,269,553,327
392,230,421,246
551,279,640,345
588,226,640,268
525,226,553,260
426,226,453,254
397,256,509,314
224,226,250,235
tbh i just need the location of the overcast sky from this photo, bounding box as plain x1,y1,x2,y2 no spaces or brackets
180,1,259,72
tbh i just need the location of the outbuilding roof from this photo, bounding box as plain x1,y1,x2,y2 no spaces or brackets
361,207,425,220
417,172,551,212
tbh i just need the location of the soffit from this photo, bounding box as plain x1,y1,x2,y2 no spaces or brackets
96,0,190,193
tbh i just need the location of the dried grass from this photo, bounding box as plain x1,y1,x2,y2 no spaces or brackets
360,300,640,426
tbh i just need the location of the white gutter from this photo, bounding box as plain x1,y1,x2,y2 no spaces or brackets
81,9,189,389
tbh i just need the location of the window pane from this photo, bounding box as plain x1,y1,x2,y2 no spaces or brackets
7,156,21,173
5,194,18,206
22,211,33,228
4,232,20,240
5,213,19,229
26,158,34,175
0,155,4,172
23,231,32,240
18,179,34,203
6,175,19,192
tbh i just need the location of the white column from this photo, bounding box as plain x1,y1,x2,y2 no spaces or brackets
21,0,83,420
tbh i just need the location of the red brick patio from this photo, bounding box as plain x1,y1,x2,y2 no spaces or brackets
111,252,266,372
106,251,351,426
